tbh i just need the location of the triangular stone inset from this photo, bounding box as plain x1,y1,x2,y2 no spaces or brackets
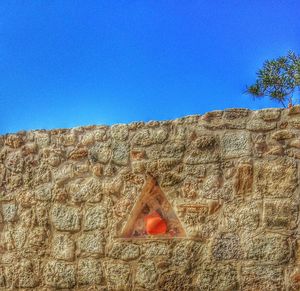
120,175,186,238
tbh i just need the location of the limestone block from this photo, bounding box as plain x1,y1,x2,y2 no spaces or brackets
111,124,129,141
43,260,76,289
132,128,168,146
51,233,75,261
241,265,283,291
51,204,81,231
263,199,298,229
61,133,77,146
160,172,183,187
172,240,203,268
17,259,39,288
243,233,290,263
109,242,140,261
94,128,109,141
202,110,224,130
234,162,253,196
80,131,95,146
222,131,250,158
34,184,52,201
68,177,102,203
2,203,17,222
5,152,24,173
89,144,111,164
78,258,103,285
105,262,131,290
135,261,157,289
246,118,277,131
112,143,129,165
257,108,281,121
25,226,48,250
143,242,171,258
195,263,238,291
12,225,28,249
212,233,243,260
83,205,107,230
78,232,105,255
68,147,88,160
223,108,250,129
184,134,220,164
34,132,50,148
271,129,295,140
223,201,261,231
158,271,192,291
254,158,297,198
160,142,186,159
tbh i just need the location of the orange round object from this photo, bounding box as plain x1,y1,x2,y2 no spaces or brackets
144,211,167,235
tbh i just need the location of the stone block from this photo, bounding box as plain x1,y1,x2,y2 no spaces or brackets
44,260,76,289
241,265,283,291
223,201,261,231
244,233,290,263
271,129,295,140
234,162,253,196
132,128,168,146
254,158,297,198
83,205,107,231
246,118,276,131
2,203,17,222
78,232,105,255
109,242,140,261
51,233,75,261
17,259,39,288
111,124,129,141
112,143,129,165
143,242,171,258
212,233,243,260
135,261,157,289
68,147,88,160
158,270,192,291
257,108,281,121
195,263,238,291
5,152,24,173
51,204,81,231
263,199,298,229
78,258,103,285
105,262,131,290
222,131,250,158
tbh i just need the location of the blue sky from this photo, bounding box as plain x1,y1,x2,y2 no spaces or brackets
0,1,299,134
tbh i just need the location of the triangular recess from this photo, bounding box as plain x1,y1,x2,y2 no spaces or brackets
120,175,186,238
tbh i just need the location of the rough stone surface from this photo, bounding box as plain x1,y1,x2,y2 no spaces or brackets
43,260,76,289
77,258,103,285
0,108,300,290
51,204,81,231
51,232,75,261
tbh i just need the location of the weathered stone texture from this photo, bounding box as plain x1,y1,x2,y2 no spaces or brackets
0,107,300,290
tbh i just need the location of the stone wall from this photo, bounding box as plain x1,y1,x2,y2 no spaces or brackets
1,107,300,290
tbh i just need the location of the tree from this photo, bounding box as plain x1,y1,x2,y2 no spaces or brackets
245,51,300,108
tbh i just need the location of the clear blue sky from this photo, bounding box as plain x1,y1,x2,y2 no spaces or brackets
0,1,299,134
